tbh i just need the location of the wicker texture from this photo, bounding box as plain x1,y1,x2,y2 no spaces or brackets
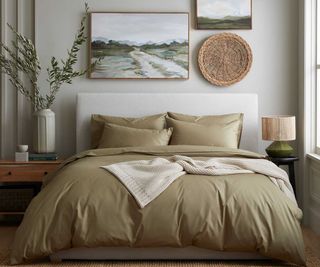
198,33,253,87
0,189,33,212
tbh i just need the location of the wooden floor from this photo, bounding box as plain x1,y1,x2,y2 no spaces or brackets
303,227,320,259
0,225,16,251
0,225,319,261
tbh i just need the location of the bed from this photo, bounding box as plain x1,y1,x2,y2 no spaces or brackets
10,93,305,265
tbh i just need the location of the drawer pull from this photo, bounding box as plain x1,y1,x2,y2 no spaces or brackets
44,171,48,175
7,171,12,176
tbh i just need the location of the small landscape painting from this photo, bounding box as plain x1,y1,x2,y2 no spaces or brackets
196,0,252,30
89,13,189,79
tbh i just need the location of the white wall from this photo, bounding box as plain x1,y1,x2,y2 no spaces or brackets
34,0,299,157
1,0,299,157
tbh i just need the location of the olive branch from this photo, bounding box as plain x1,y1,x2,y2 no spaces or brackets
0,3,96,111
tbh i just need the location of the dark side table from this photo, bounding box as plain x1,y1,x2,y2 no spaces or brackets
269,157,299,195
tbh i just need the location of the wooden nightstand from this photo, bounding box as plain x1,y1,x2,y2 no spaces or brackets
0,160,63,215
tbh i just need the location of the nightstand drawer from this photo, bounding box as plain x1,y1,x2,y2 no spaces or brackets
0,160,62,217
0,165,58,182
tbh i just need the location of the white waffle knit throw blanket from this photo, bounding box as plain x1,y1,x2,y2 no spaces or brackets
101,155,296,208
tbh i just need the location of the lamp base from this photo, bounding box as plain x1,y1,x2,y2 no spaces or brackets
265,141,294,158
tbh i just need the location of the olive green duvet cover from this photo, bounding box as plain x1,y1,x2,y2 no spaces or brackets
10,146,305,265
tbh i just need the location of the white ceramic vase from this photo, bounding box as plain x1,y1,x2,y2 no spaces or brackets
33,109,55,153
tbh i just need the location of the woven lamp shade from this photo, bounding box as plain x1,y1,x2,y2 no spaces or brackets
262,116,296,141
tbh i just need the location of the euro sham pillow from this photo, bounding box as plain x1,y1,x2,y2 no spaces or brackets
166,117,241,148
167,112,243,148
98,123,173,148
91,113,166,149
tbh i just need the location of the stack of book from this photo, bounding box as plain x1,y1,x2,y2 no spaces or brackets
29,153,58,161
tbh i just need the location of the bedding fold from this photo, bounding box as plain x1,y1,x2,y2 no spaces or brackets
102,155,296,208
10,146,305,266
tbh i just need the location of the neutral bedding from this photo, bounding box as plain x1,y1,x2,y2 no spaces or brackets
103,155,296,208
10,146,305,265
97,123,173,148
91,113,166,148
166,112,243,148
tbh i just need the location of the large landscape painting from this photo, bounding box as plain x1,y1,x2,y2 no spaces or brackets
197,0,252,29
90,13,189,79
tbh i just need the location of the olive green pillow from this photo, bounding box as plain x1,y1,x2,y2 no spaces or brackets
166,117,241,148
98,123,173,148
91,113,166,149
167,112,243,148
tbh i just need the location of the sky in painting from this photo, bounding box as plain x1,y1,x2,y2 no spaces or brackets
92,13,188,44
198,0,251,19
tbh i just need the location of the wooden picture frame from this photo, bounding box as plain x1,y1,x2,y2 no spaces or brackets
88,12,189,79
196,0,252,30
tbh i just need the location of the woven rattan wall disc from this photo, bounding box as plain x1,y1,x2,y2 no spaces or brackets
198,33,253,87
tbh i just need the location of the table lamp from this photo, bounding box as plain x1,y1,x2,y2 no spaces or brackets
262,116,296,158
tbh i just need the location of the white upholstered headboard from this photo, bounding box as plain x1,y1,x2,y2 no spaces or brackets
76,93,258,153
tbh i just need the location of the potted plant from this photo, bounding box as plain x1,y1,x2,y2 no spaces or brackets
0,4,96,153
